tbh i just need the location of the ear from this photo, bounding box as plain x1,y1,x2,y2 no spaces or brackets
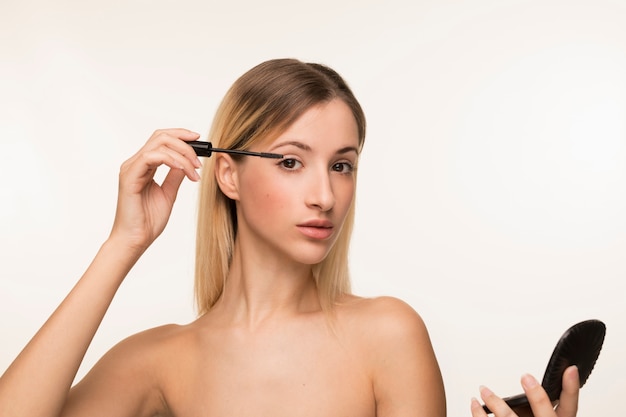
214,154,240,200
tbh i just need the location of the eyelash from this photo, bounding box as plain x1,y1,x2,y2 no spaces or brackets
332,162,354,174
277,158,354,174
278,158,302,170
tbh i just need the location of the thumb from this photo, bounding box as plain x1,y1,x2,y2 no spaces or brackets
161,168,187,203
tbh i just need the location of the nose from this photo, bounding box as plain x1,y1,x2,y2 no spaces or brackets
305,170,335,212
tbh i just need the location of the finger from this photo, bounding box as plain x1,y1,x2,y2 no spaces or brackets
522,373,555,417
479,386,516,417
156,146,201,181
122,148,199,191
150,128,200,141
555,366,579,417
146,129,202,169
471,397,489,417
161,167,186,204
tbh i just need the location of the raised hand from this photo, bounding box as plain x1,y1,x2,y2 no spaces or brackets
110,128,202,252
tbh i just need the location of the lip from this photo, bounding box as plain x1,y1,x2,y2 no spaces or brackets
297,219,334,240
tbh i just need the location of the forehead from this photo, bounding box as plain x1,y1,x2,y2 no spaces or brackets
268,99,360,152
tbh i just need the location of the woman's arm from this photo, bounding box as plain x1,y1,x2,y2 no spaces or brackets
368,297,447,417
0,129,201,417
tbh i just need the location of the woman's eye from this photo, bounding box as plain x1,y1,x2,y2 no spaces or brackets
332,162,354,173
279,158,302,170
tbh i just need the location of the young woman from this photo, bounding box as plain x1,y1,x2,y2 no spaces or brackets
0,59,579,417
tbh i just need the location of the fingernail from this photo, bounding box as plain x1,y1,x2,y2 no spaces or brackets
565,365,579,381
522,373,539,389
480,385,493,397
471,397,481,409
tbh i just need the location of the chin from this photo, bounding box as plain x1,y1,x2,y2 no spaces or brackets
288,243,334,266
292,253,331,266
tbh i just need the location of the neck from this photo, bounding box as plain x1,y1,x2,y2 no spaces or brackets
213,239,321,328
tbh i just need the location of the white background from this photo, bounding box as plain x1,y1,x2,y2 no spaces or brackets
1,0,624,415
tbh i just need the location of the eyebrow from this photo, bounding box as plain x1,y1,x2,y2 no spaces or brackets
270,140,359,155
336,146,359,155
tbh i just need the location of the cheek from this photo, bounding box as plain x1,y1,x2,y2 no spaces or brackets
240,171,291,216
336,179,356,212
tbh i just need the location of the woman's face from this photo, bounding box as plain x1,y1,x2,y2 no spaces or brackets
232,98,360,266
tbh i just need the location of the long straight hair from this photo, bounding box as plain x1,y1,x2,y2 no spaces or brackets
195,59,366,315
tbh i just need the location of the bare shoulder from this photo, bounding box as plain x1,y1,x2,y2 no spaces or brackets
65,323,199,417
96,322,195,365
94,320,207,387
333,295,437,376
335,295,446,417
336,295,431,342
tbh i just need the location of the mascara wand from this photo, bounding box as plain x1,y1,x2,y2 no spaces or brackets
188,141,283,159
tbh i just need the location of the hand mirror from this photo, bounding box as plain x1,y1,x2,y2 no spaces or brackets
482,319,606,414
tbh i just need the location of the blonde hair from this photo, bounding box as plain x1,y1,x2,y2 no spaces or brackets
195,58,366,315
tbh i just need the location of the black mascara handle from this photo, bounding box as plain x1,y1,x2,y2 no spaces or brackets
188,141,213,157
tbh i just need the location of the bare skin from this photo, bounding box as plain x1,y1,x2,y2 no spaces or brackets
0,99,579,417
0,100,446,417
60,294,443,417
